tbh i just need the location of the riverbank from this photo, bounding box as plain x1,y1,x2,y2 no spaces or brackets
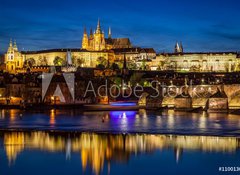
0,103,161,111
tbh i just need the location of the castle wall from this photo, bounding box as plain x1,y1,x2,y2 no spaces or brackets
23,52,66,66
21,51,110,68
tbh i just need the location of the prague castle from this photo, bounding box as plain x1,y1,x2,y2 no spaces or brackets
82,19,132,50
2,20,240,74
4,20,133,74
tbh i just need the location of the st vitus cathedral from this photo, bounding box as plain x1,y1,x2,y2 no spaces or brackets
82,19,132,51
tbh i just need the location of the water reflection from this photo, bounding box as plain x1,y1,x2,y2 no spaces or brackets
1,109,240,136
4,132,24,165
49,109,56,126
2,131,240,175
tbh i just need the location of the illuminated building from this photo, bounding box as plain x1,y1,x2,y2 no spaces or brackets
112,47,156,69
5,40,24,74
174,41,183,53
3,25,240,73
4,47,112,74
82,19,132,51
153,43,240,72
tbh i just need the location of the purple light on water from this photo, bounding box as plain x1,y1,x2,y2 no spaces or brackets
110,111,136,118
110,102,136,106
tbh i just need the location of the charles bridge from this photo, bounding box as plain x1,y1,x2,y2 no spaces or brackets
161,84,240,109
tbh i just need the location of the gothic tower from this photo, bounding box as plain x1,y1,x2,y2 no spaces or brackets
174,42,183,53
82,27,89,49
89,28,94,50
93,19,105,51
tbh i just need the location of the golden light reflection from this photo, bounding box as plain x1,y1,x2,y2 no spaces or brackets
139,109,148,128
2,131,240,174
50,109,56,126
199,113,207,129
167,110,176,129
139,109,147,117
4,132,24,165
9,110,17,122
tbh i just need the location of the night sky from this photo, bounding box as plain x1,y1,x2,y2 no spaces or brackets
0,0,240,53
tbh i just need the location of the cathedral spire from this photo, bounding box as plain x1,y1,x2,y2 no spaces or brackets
9,39,12,47
108,27,111,39
83,27,88,38
97,18,100,28
89,28,93,40
84,27,87,34
90,28,93,35
175,41,182,53
82,27,89,49
13,39,18,51
96,18,101,34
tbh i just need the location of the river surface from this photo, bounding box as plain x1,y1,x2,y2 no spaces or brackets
0,109,240,175
0,109,240,136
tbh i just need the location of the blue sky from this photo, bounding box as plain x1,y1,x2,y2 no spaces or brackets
0,0,240,53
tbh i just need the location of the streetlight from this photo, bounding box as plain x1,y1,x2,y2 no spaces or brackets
51,96,56,105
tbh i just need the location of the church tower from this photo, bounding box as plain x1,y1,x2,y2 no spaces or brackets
13,40,18,52
174,42,183,53
7,39,14,60
89,28,94,50
5,39,23,74
82,27,89,49
93,19,105,51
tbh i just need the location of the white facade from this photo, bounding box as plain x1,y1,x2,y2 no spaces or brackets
151,52,240,72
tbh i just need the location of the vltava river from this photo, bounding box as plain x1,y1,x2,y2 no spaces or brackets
0,109,240,136
0,109,240,175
